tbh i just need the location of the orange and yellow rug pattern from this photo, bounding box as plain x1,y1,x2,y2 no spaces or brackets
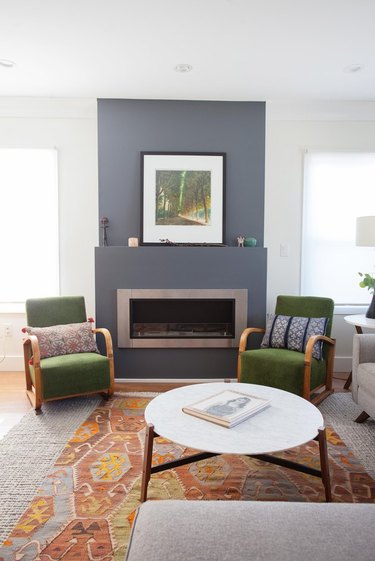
1,394,374,561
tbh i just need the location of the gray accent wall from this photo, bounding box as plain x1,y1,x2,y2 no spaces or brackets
97,99,265,247
96,99,267,379
95,246,267,379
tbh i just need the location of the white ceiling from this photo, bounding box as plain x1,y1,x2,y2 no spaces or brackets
1,0,375,101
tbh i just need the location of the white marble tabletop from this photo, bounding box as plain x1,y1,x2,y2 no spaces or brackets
144,382,324,456
344,314,375,329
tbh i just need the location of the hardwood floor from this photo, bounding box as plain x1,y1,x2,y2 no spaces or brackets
0,371,349,440
0,372,31,439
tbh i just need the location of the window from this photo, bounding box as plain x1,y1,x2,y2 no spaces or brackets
0,149,59,303
301,152,375,306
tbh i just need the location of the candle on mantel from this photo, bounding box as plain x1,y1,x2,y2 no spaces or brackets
128,237,139,247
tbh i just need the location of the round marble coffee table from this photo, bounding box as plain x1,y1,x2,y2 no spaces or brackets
140,382,331,502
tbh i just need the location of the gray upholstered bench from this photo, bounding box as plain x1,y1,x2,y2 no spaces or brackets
126,500,375,561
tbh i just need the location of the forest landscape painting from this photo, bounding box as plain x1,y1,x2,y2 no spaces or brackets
156,169,211,226
141,152,225,244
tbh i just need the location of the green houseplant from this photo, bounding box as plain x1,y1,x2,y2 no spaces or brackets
358,272,375,318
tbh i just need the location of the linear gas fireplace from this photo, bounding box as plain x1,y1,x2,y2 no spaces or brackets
117,289,248,348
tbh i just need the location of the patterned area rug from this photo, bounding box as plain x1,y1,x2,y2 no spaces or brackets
0,395,102,544
0,393,374,561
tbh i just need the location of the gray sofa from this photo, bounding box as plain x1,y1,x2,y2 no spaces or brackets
126,500,375,561
352,333,375,421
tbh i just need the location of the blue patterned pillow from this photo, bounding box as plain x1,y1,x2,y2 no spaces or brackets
261,315,328,360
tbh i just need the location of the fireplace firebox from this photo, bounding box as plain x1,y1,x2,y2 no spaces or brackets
117,289,247,348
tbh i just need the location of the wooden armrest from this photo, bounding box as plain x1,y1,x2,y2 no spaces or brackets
23,335,41,368
23,335,43,403
93,328,115,394
93,328,114,360
304,335,336,364
238,327,265,353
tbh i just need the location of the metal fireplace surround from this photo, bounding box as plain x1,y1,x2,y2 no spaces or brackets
117,289,248,348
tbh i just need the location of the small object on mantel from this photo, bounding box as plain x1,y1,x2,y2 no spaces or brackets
100,217,109,246
237,236,245,247
128,237,139,247
160,239,227,247
244,237,257,247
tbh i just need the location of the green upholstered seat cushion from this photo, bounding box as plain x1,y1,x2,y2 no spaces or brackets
29,353,110,400
240,348,327,396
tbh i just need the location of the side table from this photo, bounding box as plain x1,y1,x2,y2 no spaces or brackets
343,314,375,389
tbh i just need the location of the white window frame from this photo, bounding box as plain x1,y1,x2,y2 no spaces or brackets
0,148,60,309
301,151,375,314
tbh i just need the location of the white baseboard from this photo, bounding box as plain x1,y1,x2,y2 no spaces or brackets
334,357,352,373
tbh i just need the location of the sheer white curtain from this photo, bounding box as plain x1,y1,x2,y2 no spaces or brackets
0,149,59,303
301,152,375,305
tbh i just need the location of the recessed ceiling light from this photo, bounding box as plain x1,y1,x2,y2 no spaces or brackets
174,64,192,73
344,64,363,74
0,59,16,68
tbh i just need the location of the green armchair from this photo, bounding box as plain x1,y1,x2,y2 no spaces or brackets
23,296,114,412
237,295,336,404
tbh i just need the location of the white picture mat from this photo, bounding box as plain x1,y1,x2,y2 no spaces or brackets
142,153,224,243
185,389,270,420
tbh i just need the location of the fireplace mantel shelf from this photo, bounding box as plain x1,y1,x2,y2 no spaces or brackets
96,245,265,253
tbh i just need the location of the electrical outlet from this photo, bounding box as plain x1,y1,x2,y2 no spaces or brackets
4,323,12,337
280,243,290,257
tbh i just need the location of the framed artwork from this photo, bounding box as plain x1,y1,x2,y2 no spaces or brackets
141,152,225,245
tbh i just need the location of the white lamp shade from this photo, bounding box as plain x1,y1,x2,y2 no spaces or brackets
356,216,375,246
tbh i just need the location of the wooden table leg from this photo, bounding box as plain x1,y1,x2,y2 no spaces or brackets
343,372,352,390
140,423,155,503
317,427,332,502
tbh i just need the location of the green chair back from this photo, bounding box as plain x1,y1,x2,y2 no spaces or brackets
275,295,334,337
26,296,87,327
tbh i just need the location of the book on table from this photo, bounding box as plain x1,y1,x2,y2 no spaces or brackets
182,389,271,428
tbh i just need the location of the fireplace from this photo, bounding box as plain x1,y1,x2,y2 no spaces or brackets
117,289,248,348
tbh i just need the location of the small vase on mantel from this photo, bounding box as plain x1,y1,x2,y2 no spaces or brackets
366,293,375,319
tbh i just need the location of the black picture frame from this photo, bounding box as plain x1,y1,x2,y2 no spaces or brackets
141,152,226,245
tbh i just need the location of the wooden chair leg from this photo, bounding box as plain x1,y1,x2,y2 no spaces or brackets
325,342,335,394
311,388,334,406
303,362,312,400
309,341,335,404
344,371,352,390
25,388,42,413
355,411,370,423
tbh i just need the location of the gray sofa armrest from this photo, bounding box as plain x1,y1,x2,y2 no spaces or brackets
354,333,375,363
352,334,375,402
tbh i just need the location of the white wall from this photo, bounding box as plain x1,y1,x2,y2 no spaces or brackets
265,101,375,372
2,98,375,373
0,98,98,370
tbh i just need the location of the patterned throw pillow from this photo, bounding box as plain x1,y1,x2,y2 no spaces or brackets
24,322,99,359
261,315,328,360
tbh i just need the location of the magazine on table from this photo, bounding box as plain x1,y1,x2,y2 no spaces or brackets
182,389,271,428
